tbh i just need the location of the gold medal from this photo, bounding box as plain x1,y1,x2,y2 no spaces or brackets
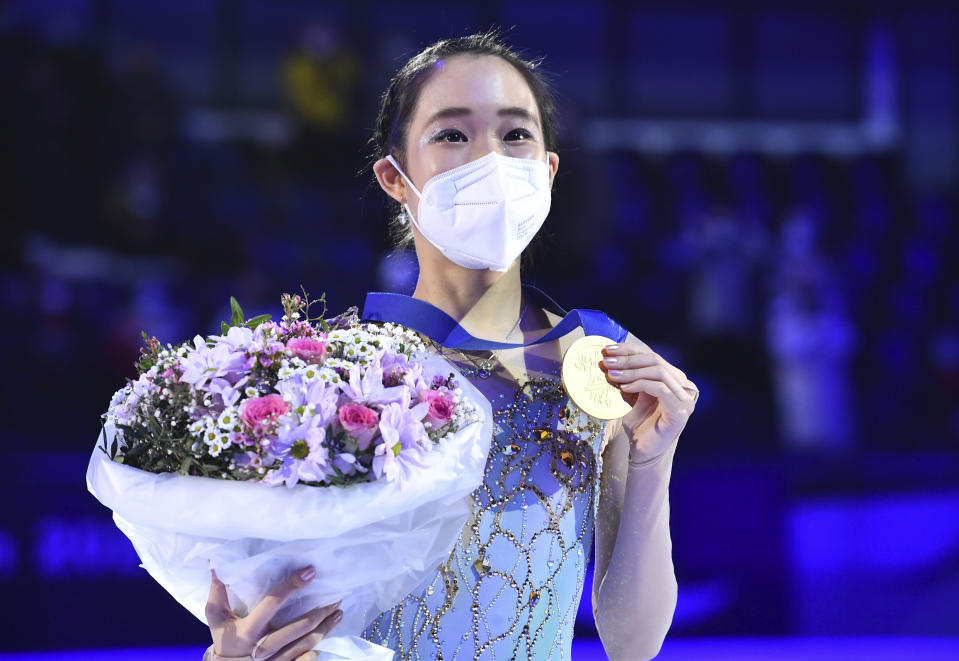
561,335,633,420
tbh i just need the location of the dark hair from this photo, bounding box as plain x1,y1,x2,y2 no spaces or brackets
370,29,558,256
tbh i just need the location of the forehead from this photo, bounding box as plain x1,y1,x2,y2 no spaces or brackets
411,54,539,126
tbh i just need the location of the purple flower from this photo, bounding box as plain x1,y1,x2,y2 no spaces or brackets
305,381,338,425
267,425,333,488
377,392,430,454
179,335,250,389
216,326,254,352
340,358,408,405
332,452,368,477
372,436,427,484
235,451,263,470
207,376,245,409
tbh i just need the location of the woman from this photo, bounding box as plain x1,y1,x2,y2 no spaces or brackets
204,31,698,661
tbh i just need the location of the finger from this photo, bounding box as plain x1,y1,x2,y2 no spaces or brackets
603,348,698,401
600,349,658,373
294,653,318,661
618,378,674,401
245,566,317,634
601,341,650,356
252,601,342,659
607,365,689,402
206,569,234,626
271,610,343,661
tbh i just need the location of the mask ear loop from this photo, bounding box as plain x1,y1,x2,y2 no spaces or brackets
385,155,423,227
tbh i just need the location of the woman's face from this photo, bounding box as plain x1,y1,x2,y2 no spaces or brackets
374,54,559,222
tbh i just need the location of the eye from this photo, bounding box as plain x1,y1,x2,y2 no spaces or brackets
432,129,467,143
505,128,534,142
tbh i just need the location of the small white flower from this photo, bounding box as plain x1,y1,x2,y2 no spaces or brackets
244,386,258,397
278,366,295,379
217,408,238,430
324,358,350,371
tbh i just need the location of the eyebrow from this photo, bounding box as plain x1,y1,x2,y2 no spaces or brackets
424,106,540,127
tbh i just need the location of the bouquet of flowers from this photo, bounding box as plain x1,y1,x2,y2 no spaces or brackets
87,292,492,660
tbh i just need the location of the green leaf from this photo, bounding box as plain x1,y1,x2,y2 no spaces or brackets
246,313,271,329
230,296,244,327
392,441,402,456
148,415,161,437
221,320,230,334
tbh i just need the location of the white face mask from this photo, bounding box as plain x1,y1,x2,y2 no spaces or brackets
385,151,552,272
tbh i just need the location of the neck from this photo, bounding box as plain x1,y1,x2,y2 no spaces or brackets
412,263,525,342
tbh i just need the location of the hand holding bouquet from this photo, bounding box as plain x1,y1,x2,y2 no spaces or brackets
87,292,493,660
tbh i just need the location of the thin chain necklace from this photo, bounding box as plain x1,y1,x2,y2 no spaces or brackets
436,299,529,379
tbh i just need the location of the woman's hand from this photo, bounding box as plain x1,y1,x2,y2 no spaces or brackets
601,342,698,462
205,566,343,661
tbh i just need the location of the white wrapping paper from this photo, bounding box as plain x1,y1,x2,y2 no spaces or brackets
87,351,492,660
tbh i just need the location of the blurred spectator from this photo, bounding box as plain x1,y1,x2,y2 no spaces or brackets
283,20,362,183
766,267,858,451
765,203,859,451
682,202,769,339
674,196,774,446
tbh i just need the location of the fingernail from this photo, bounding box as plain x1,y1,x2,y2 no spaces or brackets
605,344,619,351
333,599,343,608
609,369,623,376
299,567,316,581
332,609,343,622
603,357,618,365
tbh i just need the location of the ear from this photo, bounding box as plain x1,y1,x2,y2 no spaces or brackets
373,156,407,205
547,151,559,190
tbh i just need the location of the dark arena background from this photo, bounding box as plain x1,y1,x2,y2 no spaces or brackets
1,1,958,659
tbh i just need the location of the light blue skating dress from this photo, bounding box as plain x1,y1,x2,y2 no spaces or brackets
362,330,607,661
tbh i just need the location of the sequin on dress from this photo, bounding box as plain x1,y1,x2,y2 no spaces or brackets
362,339,606,661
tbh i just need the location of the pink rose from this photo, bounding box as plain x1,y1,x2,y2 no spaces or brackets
240,394,289,430
421,389,456,428
338,404,380,450
287,337,327,364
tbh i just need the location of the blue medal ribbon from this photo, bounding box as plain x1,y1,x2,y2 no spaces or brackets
361,283,627,350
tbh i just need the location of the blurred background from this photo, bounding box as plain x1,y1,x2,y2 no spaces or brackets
0,0,957,659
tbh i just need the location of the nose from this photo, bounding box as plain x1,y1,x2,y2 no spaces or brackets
470,134,506,162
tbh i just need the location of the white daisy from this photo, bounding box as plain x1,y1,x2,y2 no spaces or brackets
217,408,238,430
